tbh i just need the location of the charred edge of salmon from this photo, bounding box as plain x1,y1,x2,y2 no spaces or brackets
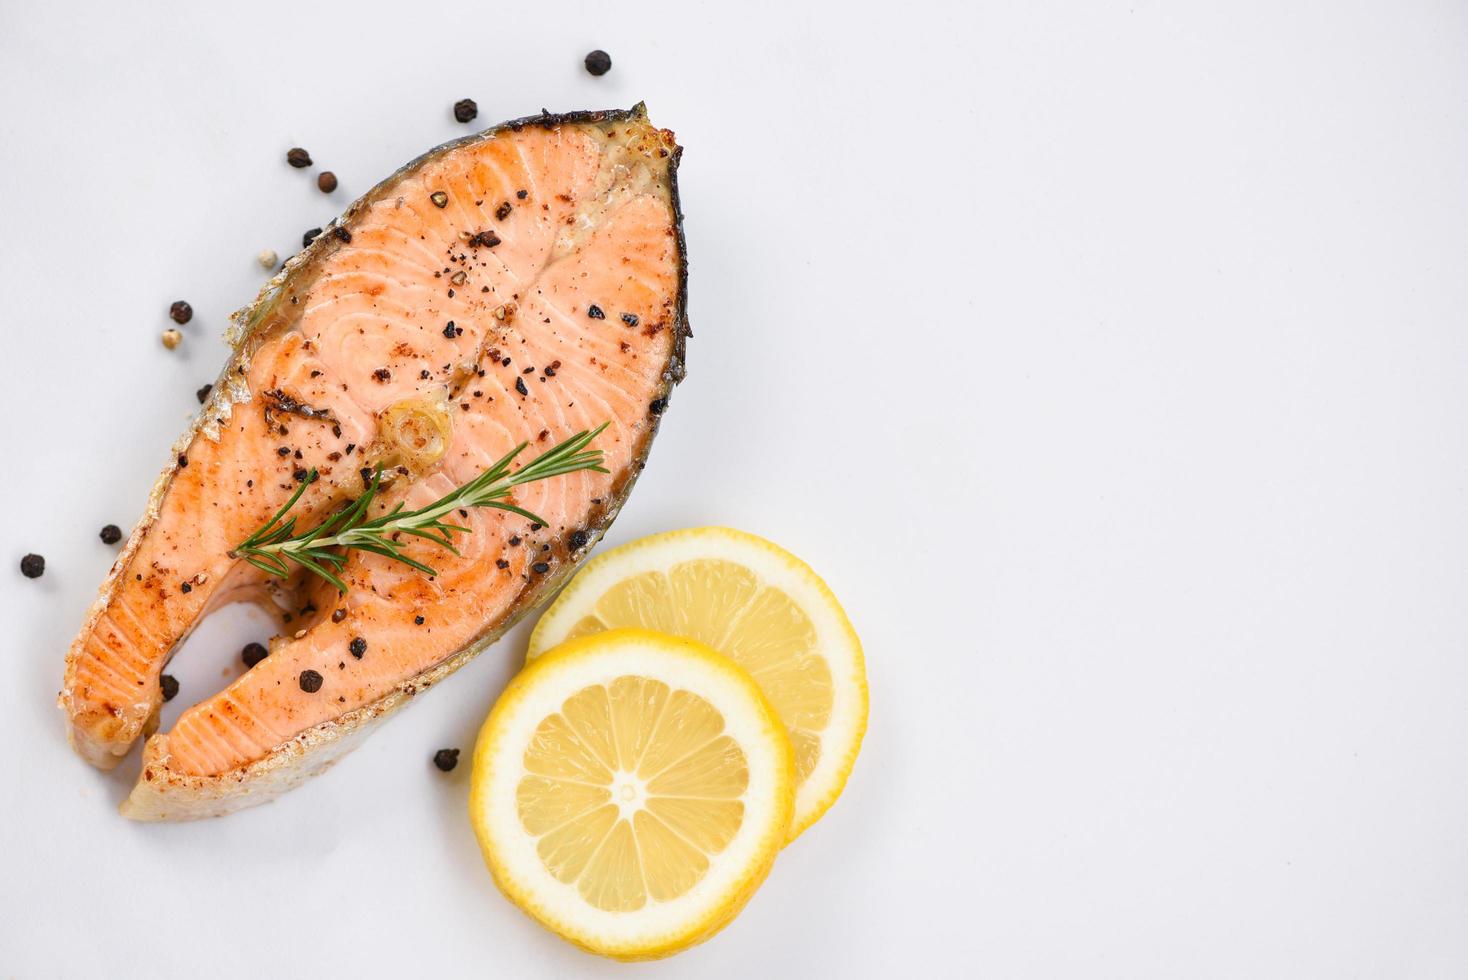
111,105,689,818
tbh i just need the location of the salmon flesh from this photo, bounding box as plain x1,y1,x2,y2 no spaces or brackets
59,105,688,820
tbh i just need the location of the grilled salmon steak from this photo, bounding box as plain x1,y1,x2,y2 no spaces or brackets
59,105,688,820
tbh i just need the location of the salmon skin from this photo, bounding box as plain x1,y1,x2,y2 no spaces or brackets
59,105,688,820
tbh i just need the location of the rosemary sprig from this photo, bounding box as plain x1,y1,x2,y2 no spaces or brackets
231,423,609,592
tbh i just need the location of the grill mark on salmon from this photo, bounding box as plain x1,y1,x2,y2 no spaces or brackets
59,106,688,819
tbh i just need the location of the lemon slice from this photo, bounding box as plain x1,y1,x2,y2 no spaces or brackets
470,629,795,961
528,527,867,842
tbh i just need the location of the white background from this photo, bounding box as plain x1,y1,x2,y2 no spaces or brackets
3,1,1467,976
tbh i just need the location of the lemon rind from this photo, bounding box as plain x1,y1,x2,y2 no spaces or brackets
470,628,796,960
527,527,868,842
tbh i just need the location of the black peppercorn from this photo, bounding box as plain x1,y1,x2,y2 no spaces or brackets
584,50,612,76
100,524,122,545
569,530,589,549
587,304,605,319
495,201,512,220
286,147,312,168
515,376,529,396
433,748,460,772
196,383,211,404
430,191,448,208
303,227,322,247
299,669,324,693
531,561,550,575
242,642,268,668
453,98,478,123
19,553,45,578
317,171,338,193
333,226,351,243
169,301,193,324
160,674,180,701
349,637,367,659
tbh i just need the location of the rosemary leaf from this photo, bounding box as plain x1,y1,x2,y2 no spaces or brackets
231,423,608,592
